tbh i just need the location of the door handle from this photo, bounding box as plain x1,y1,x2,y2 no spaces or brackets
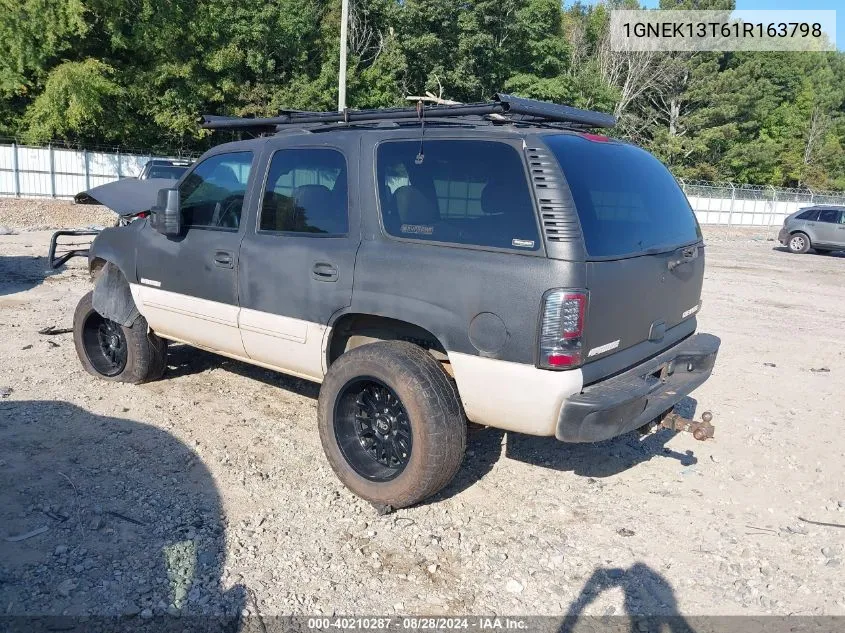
214,250,234,268
312,262,338,282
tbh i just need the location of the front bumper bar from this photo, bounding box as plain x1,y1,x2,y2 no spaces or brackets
48,229,101,269
556,333,720,443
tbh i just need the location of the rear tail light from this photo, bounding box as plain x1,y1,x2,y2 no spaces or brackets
538,289,587,370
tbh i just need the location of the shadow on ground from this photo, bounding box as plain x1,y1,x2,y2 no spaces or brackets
772,245,845,257
0,255,57,296
0,400,245,631
162,344,699,502
165,344,320,400
559,562,695,633
434,398,699,502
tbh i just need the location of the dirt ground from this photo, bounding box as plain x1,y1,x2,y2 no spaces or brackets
1,221,843,623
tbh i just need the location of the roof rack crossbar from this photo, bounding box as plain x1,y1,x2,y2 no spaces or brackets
199,93,616,131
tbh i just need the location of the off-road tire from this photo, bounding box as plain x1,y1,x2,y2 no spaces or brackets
318,341,466,508
788,232,811,254
73,290,167,384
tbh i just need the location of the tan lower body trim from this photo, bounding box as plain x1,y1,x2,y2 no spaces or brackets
156,332,324,384
129,284,328,382
130,284,246,357
447,352,583,436
239,308,328,381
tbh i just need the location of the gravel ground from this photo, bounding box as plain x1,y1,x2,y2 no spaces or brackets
0,224,843,623
0,198,115,230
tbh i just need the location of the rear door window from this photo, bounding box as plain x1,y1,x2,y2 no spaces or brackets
259,148,348,235
544,134,701,258
376,140,540,251
817,209,841,223
797,208,820,220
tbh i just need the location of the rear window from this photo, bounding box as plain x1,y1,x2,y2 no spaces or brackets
147,165,188,179
545,135,701,258
376,140,540,251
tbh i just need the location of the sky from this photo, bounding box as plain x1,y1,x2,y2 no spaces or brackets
636,0,842,49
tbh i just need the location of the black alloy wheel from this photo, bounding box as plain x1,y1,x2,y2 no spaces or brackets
81,311,128,377
333,377,413,481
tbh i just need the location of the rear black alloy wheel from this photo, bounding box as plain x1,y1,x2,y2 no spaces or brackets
333,377,412,481
318,340,466,508
81,311,128,376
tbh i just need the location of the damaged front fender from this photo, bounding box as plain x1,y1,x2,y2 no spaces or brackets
92,262,140,327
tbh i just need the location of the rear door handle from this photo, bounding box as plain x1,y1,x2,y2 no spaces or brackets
312,262,338,282
214,250,234,268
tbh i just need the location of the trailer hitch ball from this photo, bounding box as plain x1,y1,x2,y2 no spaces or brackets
660,410,715,441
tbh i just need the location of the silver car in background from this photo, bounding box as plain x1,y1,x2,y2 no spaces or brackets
778,205,845,254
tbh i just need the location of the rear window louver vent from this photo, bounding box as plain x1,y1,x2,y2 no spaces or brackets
526,146,582,243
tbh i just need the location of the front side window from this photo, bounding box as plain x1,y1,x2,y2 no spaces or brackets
817,209,841,224
259,149,348,235
179,152,253,229
376,140,540,251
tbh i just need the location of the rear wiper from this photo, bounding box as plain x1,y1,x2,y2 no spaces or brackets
667,245,699,270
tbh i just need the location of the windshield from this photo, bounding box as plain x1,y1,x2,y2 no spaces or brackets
147,165,189,179
544,134,701,258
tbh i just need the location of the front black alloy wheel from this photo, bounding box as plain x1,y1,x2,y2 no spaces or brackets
81,311,128,376
73,290,168,384
333,377,412,481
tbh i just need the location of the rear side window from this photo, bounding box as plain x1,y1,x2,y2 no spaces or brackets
376,140,540,251
544,135,701,258
817,209,841,223
259,148,348,235
797,208,819,220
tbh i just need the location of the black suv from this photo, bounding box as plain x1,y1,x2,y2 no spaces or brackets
71,95,720,509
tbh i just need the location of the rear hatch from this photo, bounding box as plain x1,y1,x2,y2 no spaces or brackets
543,134,704,379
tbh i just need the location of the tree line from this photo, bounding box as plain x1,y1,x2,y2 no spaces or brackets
1,0,843,189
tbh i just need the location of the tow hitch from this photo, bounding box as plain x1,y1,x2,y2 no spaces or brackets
659,410,714,441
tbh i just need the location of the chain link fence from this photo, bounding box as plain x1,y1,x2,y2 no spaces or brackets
679,179,845,226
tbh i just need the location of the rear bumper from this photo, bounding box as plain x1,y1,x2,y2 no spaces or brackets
778,228,789,244
556,333,720,443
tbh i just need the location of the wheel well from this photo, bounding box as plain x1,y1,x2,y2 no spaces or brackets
89,257,108,279
327,314,448,367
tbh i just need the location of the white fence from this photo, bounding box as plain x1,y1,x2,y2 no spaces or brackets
0,143,188,199
681,179,845,227
2,142,845,226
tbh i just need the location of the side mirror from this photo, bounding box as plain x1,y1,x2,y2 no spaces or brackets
151,188,181,237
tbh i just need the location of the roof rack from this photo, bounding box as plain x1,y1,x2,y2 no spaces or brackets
198,93,616,132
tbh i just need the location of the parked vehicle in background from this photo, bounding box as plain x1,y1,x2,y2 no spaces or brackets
779,205,845,254
68,94,720,509
138,159,193,180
